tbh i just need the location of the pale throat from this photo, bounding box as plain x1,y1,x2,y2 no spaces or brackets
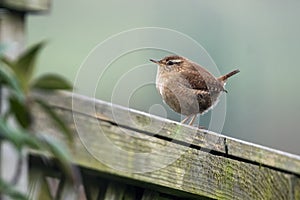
156,67,167,96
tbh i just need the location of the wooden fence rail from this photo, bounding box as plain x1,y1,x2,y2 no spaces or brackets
29,91,300,200
1,1,300,199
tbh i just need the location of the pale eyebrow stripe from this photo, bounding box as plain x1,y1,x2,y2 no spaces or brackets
170,59,183,63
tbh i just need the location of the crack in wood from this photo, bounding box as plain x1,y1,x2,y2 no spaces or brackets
50,104,300,177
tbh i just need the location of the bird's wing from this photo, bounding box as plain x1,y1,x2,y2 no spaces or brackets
180,64,225,93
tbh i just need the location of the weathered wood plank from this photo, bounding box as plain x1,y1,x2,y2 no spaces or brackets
81,173,105,200
103,182,126,200
34,91,300,176
226,137,300,177
31,91,300,199
292,176,300,200
32,110,294,199
0,0,50,12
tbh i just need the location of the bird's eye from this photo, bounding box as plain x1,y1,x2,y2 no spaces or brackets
166,60,174,65
166,59,182,66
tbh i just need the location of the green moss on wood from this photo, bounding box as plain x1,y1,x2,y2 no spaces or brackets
134,115,151,127
30,92,300,200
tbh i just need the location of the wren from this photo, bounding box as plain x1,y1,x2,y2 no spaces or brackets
150,55,239,126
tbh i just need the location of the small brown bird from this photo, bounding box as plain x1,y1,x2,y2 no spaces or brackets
150,55,239,126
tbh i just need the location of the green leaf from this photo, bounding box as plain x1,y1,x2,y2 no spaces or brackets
0,64,24,101
9,96,32,129
38,135,75,181
34,99,73,143
0,57,26,92
15,41,46,88
31,74,72,91
0,117,22,150
0,118,41,151
1,57,17,72
0,43,8,55
0,178,28,200
0,118,75,182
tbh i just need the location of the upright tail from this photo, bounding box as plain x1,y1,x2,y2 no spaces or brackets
218,69,240,82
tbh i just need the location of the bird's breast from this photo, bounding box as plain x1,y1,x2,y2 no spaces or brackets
155,70,165,96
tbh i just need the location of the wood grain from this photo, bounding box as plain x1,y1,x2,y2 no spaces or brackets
31,91,300,199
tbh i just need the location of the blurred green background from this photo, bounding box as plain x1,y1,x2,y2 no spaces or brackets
27,0,300,155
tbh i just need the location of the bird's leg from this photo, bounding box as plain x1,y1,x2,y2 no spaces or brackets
188,114,197,126
181,115,191,124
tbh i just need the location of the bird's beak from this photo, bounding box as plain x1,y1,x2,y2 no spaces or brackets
150,59,159,64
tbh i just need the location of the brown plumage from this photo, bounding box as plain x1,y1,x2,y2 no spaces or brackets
150,55,239,126
218,69,240,83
